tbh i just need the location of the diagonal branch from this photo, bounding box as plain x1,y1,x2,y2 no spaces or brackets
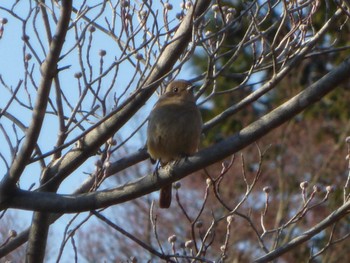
34,0,211,191
4,55,350,213
0,0,72,193
253,200,350,263
203,8,343,133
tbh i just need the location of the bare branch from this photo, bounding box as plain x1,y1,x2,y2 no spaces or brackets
4,54,350,213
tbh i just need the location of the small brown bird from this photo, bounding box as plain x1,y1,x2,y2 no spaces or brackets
147,80,203,208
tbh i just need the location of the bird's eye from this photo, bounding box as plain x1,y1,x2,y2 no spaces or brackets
173,87,179,92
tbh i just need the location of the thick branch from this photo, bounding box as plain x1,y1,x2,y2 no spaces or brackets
22,1,73,263
0,149,149,258
0,0,72,192
36,0,211,190
4,56,350,213
203,8,343,133
25,213,51,263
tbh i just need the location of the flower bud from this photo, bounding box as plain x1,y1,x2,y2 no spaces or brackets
95,160,103,168
1,18,8,24
195,220,203,228
212,4,219,12
173,181,181,189
25,53,32,61
326,185,334,193
206,178,212,186
168,234,177,243
263,186,271,194
313,185,321,193
136,53,144,60
74,72,82,78
185,240,194,248
88,25,96,33
227,8,236,15
226,215,234,223
176,12,184,20
121,0,130,7
164,3,173,10
139,10,148,18
185,1,193,9
300,181,309,189
108,138,117,145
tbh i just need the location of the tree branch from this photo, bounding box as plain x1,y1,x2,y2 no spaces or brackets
33,0,211,191
21,1,73,263
0,0,72,192
203,7,343,133
3,55,350,213
0,149,149,258
253,200,350,262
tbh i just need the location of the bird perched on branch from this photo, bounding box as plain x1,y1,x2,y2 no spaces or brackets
147,80,202,208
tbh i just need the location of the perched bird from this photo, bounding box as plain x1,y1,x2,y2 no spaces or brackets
147,80,203,208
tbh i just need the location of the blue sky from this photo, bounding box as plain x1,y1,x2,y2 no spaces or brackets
0,1,198,261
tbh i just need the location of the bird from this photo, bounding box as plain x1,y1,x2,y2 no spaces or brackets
147,80,203,208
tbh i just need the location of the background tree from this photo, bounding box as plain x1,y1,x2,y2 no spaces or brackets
0,0,350,262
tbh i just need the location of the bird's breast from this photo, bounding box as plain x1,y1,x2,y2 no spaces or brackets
147,103,202,163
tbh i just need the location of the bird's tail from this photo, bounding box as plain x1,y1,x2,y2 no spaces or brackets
159,184,172,208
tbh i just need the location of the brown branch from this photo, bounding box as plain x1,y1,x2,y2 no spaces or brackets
30,0,211,191
91,210,173,262
203,7,344,133
3,54,350,213
22,1,73,263
0,2,212,257
253,200,350,262
0,149,149,258
0,0,72,192
25,212,51,263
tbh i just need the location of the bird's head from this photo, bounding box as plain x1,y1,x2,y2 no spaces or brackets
162,80,196,102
